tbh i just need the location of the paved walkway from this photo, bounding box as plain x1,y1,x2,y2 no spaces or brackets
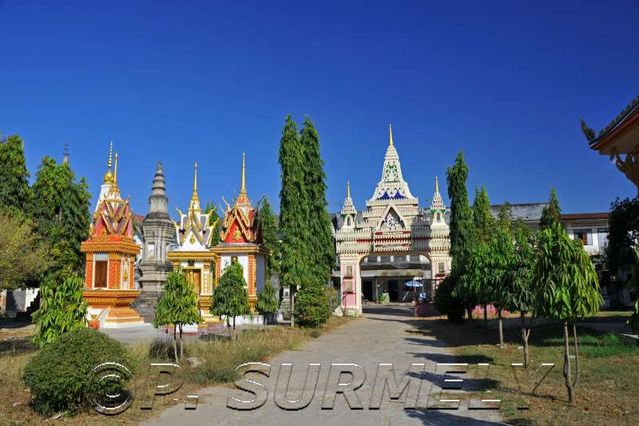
143,305,504,425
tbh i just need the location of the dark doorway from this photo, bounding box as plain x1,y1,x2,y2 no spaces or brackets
363,280,373,302
388,280,399,302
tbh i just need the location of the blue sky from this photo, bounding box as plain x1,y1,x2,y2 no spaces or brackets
0,0,637,216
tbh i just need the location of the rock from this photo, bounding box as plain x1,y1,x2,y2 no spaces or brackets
186,357,204,368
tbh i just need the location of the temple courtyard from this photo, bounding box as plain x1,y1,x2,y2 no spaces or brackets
143,305,504,426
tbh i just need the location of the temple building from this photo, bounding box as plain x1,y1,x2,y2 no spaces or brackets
167,162,217,321
80,144,144,328
135,162,175,322
213,153,268,310
333,125,451,315
583,94,639,194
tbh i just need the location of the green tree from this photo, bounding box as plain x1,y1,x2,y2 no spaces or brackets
0,133,32,217
256,281,279,320
294,280,330,328
539,188,561,230
259,197,280,280
445,152,476,319
278,116,311,289
534,223,602,402
606,197,639,273
300,116,335,286
472,186,494,242
211,261,250,338
30,157,91,278
627,248,639,333
204,202,221,246
32,273,87,348
0,212,50,289
154,268,201,361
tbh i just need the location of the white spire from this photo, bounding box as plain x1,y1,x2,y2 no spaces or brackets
341,180,357,216
431,176,445,211
370,124,415,202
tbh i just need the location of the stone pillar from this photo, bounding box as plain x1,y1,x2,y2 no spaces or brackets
339,254,362,316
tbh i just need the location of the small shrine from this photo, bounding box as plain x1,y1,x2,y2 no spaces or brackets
81,143,143,328
167,162,217,321
213,153,268,310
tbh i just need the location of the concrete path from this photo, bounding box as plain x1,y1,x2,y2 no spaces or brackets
143,305,504,425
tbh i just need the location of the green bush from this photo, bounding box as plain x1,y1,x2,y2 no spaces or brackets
256,281,279,314
434,276,465,322
23,328,129,415
325,286,339,313
295,283,330,328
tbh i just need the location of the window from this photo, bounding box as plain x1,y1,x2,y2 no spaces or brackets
573,229,592,246
597,228,609,250
438,263,445,274
94,261,108,288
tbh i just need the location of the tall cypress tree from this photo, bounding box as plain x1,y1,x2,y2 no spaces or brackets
447,152,474,273
0,133,32,217
300,116,335,285
472,186,494,243
259,197,280,281
539,188,561,230
31,157,91,277
278,115,310,288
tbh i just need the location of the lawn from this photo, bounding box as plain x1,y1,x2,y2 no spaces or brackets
0,317,351,425
417,315,639,425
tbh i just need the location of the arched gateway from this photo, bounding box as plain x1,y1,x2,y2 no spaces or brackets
334,125,451,315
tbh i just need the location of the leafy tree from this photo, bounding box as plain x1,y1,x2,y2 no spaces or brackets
259,197,280,280
294,281,330,328
606,197,639,273
434,276,465,322
256,281,279,318
278,116,311,289
506,220,538,367
539,188,561,230
627,247,639,333
32,273,87,348
211,261,250,338
472,186,494,242
154,268,201,361
30,157,91,278
446,152,476,318
0,133,32,217
204,202,221,246
534,223,602,402
300,117,335,286
0,212,50,289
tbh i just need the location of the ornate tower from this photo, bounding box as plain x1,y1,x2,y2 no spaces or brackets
167,162,218,322
427,176,451,294
341,181,357,230
81,144,143,328
213,153,268,311
136,162,175,321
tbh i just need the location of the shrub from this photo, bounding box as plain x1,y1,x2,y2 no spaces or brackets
325,286,339,313
295,283,330,328
23,328,129,415
256,281,279,315
434,276,465,322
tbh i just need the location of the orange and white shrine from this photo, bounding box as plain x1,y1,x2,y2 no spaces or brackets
167,162,218,321
213,153,268,310
81,144,144,328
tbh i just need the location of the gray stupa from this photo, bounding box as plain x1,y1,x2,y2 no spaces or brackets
135,162,175,321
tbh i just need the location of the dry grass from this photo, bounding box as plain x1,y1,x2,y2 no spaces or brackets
0,317,350,425
416,316,639,425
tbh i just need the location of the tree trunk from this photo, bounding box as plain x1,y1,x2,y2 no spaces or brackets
563,321,574,403
179,324,184,361
232,316,237,340
173,324,178,363
521,312,530,368
572,323,580,389
497,309,504,346
484,305,488,328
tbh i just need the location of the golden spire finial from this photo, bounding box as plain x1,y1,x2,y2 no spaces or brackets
240,152,247,195
346,180,351,198
189,161,201,212
389,123,394,146
103,142,114,183
435,176,439,194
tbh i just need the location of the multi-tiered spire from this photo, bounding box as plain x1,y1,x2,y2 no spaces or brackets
341,180,357,229
370,124,416,201
147,161,170,219
430,176,447,227
188,162,201,213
